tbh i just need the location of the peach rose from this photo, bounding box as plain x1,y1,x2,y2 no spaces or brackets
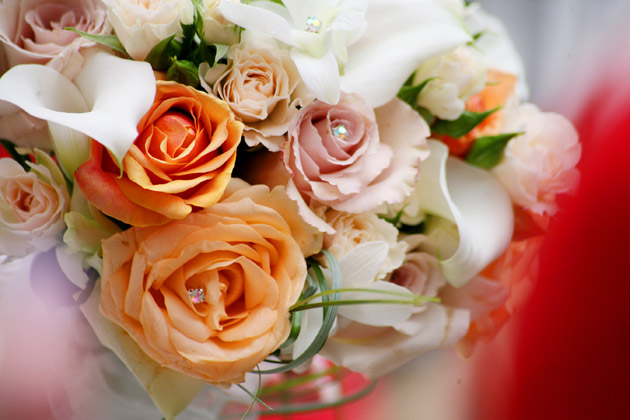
75,80,243,227
99,180,321,384
210,35,311,151
0,152,69,257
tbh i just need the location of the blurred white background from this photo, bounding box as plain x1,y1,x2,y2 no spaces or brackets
479,0,630,118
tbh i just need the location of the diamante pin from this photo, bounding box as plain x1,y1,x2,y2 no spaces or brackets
332,124,349,141
188,288,205,304
306,16,322,33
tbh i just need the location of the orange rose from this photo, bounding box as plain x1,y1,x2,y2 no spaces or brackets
99,180,321,384
75,80,243,226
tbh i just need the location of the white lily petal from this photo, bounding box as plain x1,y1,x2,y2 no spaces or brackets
321,304,470,378
336,241,389,288
218,0,295,46
337,280,415,327
79,282,205,420
418,141,513,287
0,52,155,167
291,48,340,104
341,0,471,107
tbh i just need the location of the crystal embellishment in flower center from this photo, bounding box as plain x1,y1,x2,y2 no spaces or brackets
306,17,322,33
332,124,349,141
188,288,205,304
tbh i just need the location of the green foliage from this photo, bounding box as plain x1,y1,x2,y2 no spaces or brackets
141,6,227,87
397,76,435,107
64,28,128,56
166,60,200,87
431,107,500,138
465,132,523,169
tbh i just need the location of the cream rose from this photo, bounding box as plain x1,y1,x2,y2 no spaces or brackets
103,0,194,60
324,210,406,280
99,180,322,385
414,45,487,120
492,103,581,214
283,94,430,233
0,152,70,258
210,35,311,152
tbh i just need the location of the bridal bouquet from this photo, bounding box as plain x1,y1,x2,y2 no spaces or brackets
0,0,581,418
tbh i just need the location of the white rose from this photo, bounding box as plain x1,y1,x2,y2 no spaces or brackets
324,210,407,280
103,0,194,60
0,152,69,257
492,103,581,215
414,45,487,120
209,34,312,151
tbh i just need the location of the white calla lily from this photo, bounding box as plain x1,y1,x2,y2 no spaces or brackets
340,0,471,107
0,52,156,170
416,140,513,287
219,0,368,104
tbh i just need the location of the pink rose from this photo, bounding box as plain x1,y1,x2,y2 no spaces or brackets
283,94,430,233
0,0,110,148
0,0,110,78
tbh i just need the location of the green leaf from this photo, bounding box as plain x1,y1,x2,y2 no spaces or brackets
259,250,341,374
145,35,182,71
180,22,197,57
431,107,500,138
397,77,435,107
399,221,426,234
64,28,128,56
379,207,405,228
166,59,200,87
465,132,522,169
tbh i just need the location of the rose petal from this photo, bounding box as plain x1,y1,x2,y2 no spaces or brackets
79,280,205,420
331,98,430,213
341,0,470,107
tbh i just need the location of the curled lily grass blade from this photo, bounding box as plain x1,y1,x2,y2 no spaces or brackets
0,52,155,168
260,250,341,374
